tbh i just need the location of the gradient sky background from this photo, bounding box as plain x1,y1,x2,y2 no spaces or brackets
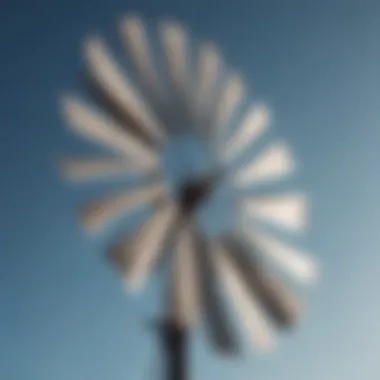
2,1,380,379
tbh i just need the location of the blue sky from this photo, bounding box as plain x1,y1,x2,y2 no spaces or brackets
2,1,380,379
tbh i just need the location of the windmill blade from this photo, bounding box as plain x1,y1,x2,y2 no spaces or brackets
61,96,159,166
61,156,158,181
210,241,276,352
234,142,295,186
159,21,189,96
84,37,165,143
241,227,318,284
223,104,270,162
221,237,302,328
109,218,180,282
119,15,161,97
81,182,167,232
212,73,245,141
240,192,307,233
107,234,134,275
195,232,239,354
124,201,179,291
194,42,221,122
171,224,200,328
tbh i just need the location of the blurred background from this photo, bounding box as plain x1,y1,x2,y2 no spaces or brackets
1,0,380,379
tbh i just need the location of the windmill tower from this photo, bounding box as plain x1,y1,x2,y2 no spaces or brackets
60,14,318,380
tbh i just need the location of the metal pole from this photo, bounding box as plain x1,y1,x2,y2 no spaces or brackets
160,320,188,380
156,175,216,380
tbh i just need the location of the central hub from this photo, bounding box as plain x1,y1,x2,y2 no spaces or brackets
161,134,218,215
178,175,217,214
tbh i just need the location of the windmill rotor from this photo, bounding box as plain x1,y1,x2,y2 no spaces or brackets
60,13,319,379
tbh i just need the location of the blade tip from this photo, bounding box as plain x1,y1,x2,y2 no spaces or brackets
120,13,144,32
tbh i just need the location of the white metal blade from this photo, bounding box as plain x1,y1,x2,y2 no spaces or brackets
210,241,276,352
171,225,200,327
241,192,307,233
255,270,302,326
221,237,302,327
119,15,161,96
194,42,221,120
242,227,318,284
196,233,240,353
223,104,270,162
212,73,245,139
159,21,189,94
61,96,158,166
81,182,167,232
107,234,134,275
125,202,178,291
234,142,295,186
84,37,165,143
61,156,157,181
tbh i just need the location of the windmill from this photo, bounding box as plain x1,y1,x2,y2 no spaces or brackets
59,14,318,380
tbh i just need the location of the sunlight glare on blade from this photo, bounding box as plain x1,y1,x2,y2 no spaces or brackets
234,142,295,186
211,242,276,352
81,182,167,232
84,37,165,143
241,192,307,233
